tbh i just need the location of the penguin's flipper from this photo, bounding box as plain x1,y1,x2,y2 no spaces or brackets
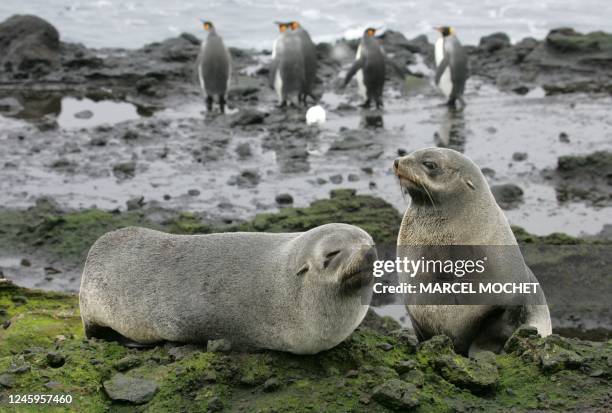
343,58,364,88
434,56,450,86
268,58,279,89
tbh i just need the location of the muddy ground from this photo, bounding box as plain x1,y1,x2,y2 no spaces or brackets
0,15,611,339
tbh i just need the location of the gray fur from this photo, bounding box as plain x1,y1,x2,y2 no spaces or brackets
394,148,552,356
80,223,376,355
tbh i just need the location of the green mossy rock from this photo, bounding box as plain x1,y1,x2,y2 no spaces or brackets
1,280,611,412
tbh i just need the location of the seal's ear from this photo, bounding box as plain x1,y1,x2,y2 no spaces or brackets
296,264,309,277
465,179,476,190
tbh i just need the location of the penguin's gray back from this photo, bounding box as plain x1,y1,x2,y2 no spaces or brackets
360,36,385,98
274,32,305,100
435,35,468,100
198,33,231,96
296,28,317,93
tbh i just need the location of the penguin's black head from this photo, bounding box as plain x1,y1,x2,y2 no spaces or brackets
435,26,454,37
201,20,214,31
364,28,377,37
274,21,291,33
290,21,300,30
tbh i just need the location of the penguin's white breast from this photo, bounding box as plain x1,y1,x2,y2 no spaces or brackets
435,37,452,98
355,44,366,99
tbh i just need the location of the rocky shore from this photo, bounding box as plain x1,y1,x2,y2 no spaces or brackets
0,14,611,411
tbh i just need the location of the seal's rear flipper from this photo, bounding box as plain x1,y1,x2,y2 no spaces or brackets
84,323,158,349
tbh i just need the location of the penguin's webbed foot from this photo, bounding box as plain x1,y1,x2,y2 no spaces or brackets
375,100,384,110
206,96,214,112
359,99,371,109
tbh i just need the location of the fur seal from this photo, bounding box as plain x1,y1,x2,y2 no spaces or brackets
393,148,552,355
80,223,376,355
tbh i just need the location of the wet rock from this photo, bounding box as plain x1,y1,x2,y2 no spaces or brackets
394,360,418,375
0,373,16,388
481,167,496,178
0,97,23,115
207,396,224,412
113,355,142,372
112,161,136,179
512,85,530,95
479,32,511,52
229,109,266,127
549,151,612,205
546,27,612,53
167,344,201,361
89,136,108,146
123,129,140,140
434,354,499,394
491,183,524,209
44,267,61,275
207,339,231,353
228,170,260,188
126,196,145,210
103,373,158,405
187,189,201,197
512,152,528,161
263,377,281,392
235,142,252,159
74,110,93,119
539,335,585,373
20,258,31,267
559,132,570,143
418,335,454,355
372,379,420,411
390,330,418,354
347,173,360,182
46,352,65,368
275,193,293,205
329,174,343,184
0,15,60,73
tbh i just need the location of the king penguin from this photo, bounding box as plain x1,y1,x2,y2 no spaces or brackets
290,21,318,104
434,26,468,107
270,22,305,107
196,21,232,113
343,28,386,109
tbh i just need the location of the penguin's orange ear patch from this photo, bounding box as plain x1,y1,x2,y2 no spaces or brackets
203,22,211,31
367,29,376,37
291,22,299,30
279,24,287,32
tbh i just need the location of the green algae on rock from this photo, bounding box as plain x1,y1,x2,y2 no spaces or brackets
1,280,611,412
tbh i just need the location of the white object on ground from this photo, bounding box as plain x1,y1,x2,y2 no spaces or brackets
306,105,326,125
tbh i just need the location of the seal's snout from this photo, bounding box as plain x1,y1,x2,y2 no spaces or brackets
393,158,400,170
338,245,377,288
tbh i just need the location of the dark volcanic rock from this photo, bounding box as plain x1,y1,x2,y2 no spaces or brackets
479,32,511,52
275,193,293,205
0,15,60,73
230,109,267,127
491,183,524,209
470,28,612,94
545,151,612,206
103,373,158,404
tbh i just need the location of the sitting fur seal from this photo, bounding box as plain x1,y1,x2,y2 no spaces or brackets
80,223,376,355
393,148,551,355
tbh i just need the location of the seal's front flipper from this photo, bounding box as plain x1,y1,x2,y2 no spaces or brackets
84,323,158,348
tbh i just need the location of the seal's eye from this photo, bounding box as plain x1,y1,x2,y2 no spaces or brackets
296,264,309,277
323,250,341,269
422,161,437,170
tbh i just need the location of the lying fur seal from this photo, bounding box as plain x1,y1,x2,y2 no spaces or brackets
80,223,376,355
394,147,551,355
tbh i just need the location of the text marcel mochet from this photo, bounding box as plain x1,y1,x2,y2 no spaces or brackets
371,257,540,295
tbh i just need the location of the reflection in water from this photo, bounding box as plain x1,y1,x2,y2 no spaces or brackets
360,110,384,129
434,107,466,152
13,94,62,119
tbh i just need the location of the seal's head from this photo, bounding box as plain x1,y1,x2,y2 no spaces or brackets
393,147,487,207
292,223,376,293
285,223,376,353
